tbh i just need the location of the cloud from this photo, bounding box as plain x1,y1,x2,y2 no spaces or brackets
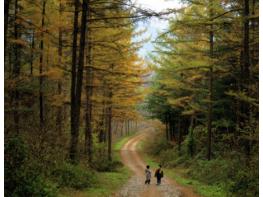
134,0,182,12
133,0,182,58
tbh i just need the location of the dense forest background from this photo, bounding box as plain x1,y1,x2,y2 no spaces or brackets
145,0,259,196
4,0,150,195
4,0,259,196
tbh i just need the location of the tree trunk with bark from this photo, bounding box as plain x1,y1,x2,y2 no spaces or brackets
85,10,93,162
4,0,10,53
30,30,35,75
70,0,89,163
207,1,214,160
39,0,46,131
56,0,63,135
13,0,20,134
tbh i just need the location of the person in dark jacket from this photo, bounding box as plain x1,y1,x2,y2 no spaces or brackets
154,164,164,185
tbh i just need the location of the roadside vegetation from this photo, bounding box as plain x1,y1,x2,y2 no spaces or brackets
5,0,258,195
5,0,145,196
58,135,133,197
140,129,258,197
5,134,132,197
143,0,259,196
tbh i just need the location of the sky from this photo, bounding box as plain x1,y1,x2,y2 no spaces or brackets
133,0,182,58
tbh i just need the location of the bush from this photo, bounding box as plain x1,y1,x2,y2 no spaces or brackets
229,170,258,197
12,175,57,197
188,158,230,185
52,162,95,189
228,155,258,197
144,127,258,196
158,148,178,167
145,134,172,156
5,136,57,197
92,156,123,172
91,136,123,172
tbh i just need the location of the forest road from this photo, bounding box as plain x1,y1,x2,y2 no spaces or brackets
113,128,201,197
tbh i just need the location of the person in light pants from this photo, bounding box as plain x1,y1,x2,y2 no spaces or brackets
145,165,151,184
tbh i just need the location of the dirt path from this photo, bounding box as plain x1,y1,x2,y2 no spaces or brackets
113,132,181,197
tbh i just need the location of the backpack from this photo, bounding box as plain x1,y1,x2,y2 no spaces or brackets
160,170,164,178
154,169,159,177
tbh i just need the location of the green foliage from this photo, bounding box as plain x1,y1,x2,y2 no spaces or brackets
12,176,58,197
5,136,57,197
144,0,258,196
141,142,227,197
145,131,258,196
228,153,259,197
58,135,132,197
145,134,172,156
189,158,230,185
185,128,196,157
52,162,95,189
91,134,123,172
229,169,258,197
92,157,123,172
59,167,131,197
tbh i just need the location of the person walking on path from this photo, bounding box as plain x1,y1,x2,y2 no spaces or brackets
145,165,151,184
154,164,164,185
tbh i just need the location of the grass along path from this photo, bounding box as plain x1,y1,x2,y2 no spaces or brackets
58,134,136,197
138,138,227,197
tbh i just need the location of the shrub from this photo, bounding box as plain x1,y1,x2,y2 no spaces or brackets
12,175,57,197
189,158,230,185
145,134,172,156
52,162,95,189
92,156,123,172
5,136,57,197
91,135,123,172
228,156,258,197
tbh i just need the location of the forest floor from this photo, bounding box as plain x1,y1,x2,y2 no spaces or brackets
113,128,201,197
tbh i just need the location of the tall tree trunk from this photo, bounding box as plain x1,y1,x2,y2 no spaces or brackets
115,122,120,137
172,120,176,141
39,0,46,130
56,0,63,135
102,94,107,143
243,0,250,80
30,30,35,75
98,117,105,143
128,120,130,134
4,0,10,53
13,0,20,134
243,0,251,157
70,0,89,163
165,114,169,141
207,2,214,160
69,0,79,162
189,116,195,157
85,13,93,162
107,94,112,161
107,64,114,161
169,121,172,141
251,0,256,67
121,121,124,137
125,120,128,135
178,118,181,152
